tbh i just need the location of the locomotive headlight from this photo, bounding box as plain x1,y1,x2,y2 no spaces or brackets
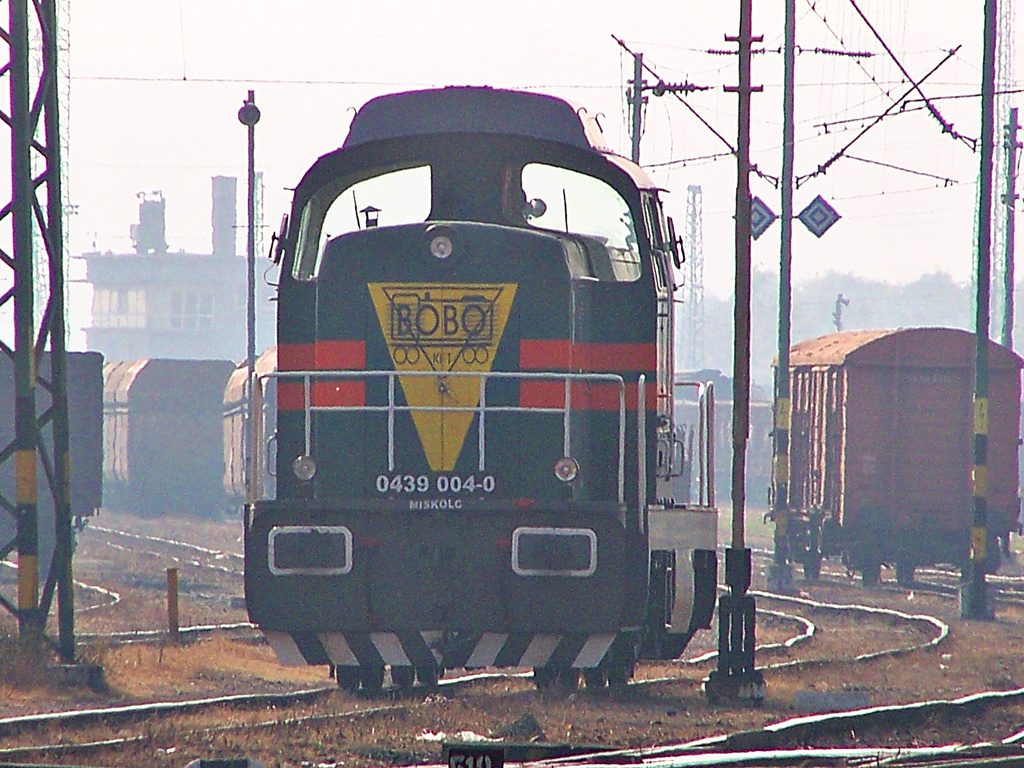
429,234,453,259
553,457,579,483
293,454,317,481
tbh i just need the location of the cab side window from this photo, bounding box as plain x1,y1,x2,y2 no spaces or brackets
292,165,431,280
521,163,642,282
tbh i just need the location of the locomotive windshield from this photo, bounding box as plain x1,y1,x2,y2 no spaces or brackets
520,162,641,282
291,148,643,284
292,164,431,280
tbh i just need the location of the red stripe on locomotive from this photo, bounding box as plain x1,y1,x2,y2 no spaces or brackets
316,340,366,370
519,340,657,372
279,341,366,371
519,380,658,411
519,339,657,410
278,342,316,371
279,341,367,410
278,381,367,410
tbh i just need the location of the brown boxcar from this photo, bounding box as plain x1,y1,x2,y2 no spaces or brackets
223,347,277,503
103,358,236,517
783,327,1022,584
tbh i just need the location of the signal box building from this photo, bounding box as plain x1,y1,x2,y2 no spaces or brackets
80,176,275,361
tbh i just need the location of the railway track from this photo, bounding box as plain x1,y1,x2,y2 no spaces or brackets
752,545,1024,607
65,517,249,636
2,514,1018,767
0,554,963,767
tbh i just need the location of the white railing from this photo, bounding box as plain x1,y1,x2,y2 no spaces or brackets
253,369,642,506
674,380,716,508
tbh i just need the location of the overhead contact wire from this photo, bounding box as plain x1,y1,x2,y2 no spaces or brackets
848,0,975,149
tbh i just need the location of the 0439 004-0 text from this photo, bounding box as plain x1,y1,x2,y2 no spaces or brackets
375,473,496,494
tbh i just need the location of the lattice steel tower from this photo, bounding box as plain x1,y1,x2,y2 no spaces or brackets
0,0,75,661
683,185,705,369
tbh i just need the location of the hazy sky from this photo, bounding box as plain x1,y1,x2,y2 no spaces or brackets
55,0,1020,343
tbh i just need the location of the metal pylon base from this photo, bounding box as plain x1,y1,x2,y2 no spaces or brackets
706,549,766,705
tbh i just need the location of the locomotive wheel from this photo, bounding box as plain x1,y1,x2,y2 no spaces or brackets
601,641,637,688
416,665,440,688
359,665,384,692
802,548,822,582
557,667,579,691
895,560,915,586
861,558,881,587
391,666,415,691
606,659,633,687
583,668,607,690
533,667,555,689
334,666,360,692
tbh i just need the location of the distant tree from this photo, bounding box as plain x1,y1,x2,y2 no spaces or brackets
682,270,974,392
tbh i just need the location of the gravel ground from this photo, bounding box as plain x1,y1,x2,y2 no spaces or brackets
2,511,1024,767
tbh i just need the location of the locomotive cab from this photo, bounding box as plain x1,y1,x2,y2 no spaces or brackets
244,87,718,690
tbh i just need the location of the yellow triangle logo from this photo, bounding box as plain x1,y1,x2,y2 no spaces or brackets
368,283,517,471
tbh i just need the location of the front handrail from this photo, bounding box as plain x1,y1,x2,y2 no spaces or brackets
637,373,646,532
674,379,716,507
255,369,628,505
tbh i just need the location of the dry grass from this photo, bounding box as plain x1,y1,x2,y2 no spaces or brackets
0,633,55,691
5,509,1024,767
100,632,329,700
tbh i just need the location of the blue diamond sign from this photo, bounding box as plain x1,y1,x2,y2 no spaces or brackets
797,195,841,238
750,196,777,240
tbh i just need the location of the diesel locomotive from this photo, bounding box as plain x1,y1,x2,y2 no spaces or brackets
243,86,719,690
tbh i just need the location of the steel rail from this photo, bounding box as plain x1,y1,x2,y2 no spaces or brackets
86,525,244,562
0,594,958,764
0,671,531,757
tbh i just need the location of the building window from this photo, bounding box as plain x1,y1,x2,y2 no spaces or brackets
93,288,146,328
170,291,214,330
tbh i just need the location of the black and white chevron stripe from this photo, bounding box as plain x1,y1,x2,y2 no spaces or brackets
265,630,626,669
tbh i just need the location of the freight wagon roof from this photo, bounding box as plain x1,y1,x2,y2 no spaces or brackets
104,358,238,405
224,347,278,406
786,327,1023,370
103,359,151,405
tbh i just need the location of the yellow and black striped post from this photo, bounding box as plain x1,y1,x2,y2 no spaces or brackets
11,0,40,636
771,394,791,572
15,445,39,622
167,567,180,644
963,0,997,621
766,0,796,593
964,392,994,619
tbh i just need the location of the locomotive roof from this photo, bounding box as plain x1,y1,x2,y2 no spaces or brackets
785,327,1024,370
342,86,612,154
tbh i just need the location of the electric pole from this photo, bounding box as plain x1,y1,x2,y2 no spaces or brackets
1002,107,1019,350
706,0,765,704
964,0,998,621
614,36,711,166
768,0,797,595
628,52,644,164
684,185,705,369
238,91,261,503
